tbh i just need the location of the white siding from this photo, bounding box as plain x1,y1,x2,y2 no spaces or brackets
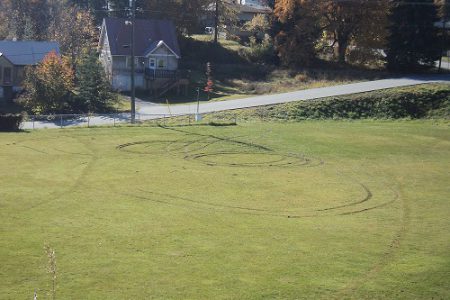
146,43,179,71
112,74,145,91
147,55,178,70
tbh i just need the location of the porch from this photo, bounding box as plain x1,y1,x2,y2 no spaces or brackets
144,69,179,80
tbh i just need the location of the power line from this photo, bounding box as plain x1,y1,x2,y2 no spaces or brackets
0,52,60,57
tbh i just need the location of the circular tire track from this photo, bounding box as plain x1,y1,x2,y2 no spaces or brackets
117,129,397,218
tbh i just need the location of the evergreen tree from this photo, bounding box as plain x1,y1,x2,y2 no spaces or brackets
386,0,440,71
73,54,116,113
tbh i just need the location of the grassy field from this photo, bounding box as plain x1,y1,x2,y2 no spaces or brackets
0,121,449,299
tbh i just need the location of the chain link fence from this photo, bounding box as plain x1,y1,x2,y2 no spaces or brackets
22,112,239,130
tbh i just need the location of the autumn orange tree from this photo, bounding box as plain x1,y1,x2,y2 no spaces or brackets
20,51,74,114
273,0,321,66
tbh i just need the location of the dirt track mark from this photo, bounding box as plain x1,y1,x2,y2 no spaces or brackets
118,128,324,169
160,126,273,152
24,135,98,211
131,180,397,218
333,177,409,298
125,191,321,219
20,145,49,154
318,183,372,212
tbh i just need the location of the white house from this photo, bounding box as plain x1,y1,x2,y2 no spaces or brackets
98,18,181,92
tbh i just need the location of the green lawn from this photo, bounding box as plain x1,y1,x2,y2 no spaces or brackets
1,121,449,299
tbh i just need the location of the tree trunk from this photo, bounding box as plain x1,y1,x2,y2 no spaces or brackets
214,0,219,44
337,41,347,64
336,30,350,64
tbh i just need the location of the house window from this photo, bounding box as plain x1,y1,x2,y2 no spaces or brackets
149,58,156,69
3,67,12,85
158,59,165,69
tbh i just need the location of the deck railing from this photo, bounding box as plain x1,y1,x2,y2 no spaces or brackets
144,69,178,80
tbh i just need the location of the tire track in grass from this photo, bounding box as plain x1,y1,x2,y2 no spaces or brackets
333,175,410,298
118,128,324,169
121,191,318,219
130,179,396,218
120,129,397,217
23,134,98,211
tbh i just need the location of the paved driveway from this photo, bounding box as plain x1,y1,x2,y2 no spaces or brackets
23,74,450,129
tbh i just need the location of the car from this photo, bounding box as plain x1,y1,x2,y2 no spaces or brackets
205,27,214,34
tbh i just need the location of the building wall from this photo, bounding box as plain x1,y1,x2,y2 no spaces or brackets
0,56,14,87
112,73,146,91
0,56,14,103
147,55,178,71
14,66,25,87
110,55,178,91
149,46,179,70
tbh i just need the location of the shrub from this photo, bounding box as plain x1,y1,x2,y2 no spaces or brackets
243,36,276,64
228,84,450,121
283,86,450,120
0,114,23,131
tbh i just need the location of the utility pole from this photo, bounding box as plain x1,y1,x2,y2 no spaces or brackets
195,88,202,122
439,0,448,71
214,0,219,44
130,0,136,123
444,0,448,71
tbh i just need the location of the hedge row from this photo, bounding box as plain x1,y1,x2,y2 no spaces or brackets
254,84,450,120
0,114,23,131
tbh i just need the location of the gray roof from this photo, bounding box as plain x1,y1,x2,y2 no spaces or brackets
0,41,60,66
103,18,181,58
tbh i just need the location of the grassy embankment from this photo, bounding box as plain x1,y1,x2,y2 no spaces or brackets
202,83,450,121
0,120,449,299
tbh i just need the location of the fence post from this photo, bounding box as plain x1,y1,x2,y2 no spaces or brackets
60,115,63,129
87,114,90,128
113,114,116,127
32,116,35,130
